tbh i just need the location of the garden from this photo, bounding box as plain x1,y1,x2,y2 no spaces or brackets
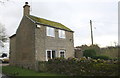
38,57,119,76
2,48,119,77
2,65,63,76
2,57,119,77
38,48,119,76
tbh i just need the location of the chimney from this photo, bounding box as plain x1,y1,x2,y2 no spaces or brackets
23,2,30,16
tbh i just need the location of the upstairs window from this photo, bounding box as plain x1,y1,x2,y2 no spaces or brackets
59,30,65,38
46,27,55,37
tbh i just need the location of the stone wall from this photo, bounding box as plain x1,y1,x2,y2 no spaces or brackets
9,35,16,65
15,16,36,70
10,16,74,71
74,48,83,58
35,24,74,61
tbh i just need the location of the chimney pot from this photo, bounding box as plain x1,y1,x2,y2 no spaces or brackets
25,2,28,5
23,2,30,16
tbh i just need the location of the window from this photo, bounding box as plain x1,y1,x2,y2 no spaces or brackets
46,50,56,61
47,51,51,60
59,30,65,38
59,50,65,58
46,27,55,37
52,50,56,59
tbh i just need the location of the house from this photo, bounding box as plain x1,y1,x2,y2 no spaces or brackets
9,2,74,71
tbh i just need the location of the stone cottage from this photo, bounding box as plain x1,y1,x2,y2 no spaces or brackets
9,2,74,70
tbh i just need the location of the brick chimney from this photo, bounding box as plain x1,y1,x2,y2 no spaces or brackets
23,2,30,16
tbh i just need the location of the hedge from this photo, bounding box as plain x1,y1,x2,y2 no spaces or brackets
83,49,96,58
38,58,118,76
92,55,110,60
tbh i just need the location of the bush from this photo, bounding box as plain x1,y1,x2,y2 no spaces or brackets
83,49,96,58
92,55,110,60
38,58,118,76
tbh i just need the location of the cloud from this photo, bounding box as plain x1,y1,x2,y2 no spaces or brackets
11,0,118,3
0,0,118,48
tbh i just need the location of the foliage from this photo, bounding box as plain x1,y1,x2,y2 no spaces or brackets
80,44,100,53
92,55,110,60
2,66,63,76
0,23,8,43
38,58,118,76
77,44,119,59
83,49,96,58
0,0,10,5
100,46,119,59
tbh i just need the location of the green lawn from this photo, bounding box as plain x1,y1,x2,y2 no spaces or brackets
2,66,63,76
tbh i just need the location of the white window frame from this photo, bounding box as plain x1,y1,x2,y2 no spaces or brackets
46,50,57,61
46,27,55,37
59,50,65,58
59,30,65,38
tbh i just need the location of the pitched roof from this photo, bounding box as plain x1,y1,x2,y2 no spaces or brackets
28,15,73,31
9,34,16,38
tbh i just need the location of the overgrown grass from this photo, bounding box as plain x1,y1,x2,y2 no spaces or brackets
2,66,63,76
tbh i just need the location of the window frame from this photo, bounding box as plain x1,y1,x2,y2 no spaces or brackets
59,50,65,58
46,50,57,61
58,30,66,39
46,27,55,37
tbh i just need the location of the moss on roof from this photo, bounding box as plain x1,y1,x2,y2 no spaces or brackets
28,15,72,31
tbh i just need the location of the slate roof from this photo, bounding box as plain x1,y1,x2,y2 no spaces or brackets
28,15,73,31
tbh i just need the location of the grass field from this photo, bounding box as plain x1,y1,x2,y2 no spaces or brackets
2,66,63,76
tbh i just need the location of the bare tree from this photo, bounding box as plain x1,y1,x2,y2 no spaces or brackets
0,23,8,47
0,0,10,43
0,0,9,4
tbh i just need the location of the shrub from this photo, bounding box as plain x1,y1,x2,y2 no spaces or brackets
92,55,110,60
83,49,96,58
38,58,118,76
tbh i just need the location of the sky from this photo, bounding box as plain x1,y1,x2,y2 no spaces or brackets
0,0,119,54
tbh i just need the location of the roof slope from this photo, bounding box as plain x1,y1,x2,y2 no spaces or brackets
28,15,72,31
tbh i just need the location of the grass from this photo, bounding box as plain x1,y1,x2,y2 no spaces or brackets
2,65,63,76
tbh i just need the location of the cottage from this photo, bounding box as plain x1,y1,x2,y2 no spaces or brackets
9,2,74,70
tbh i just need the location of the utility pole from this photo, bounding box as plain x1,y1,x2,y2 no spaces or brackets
90,20,94,45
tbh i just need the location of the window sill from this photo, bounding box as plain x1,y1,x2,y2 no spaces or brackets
47,35,55,38
59,37,66,39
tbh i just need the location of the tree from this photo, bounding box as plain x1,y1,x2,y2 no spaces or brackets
0,0,9,4
80,44,100,53
0,0,9,43
0,23,8,47
83,49,96,58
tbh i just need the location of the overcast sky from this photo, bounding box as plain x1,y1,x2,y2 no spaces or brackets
0,0,119,49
